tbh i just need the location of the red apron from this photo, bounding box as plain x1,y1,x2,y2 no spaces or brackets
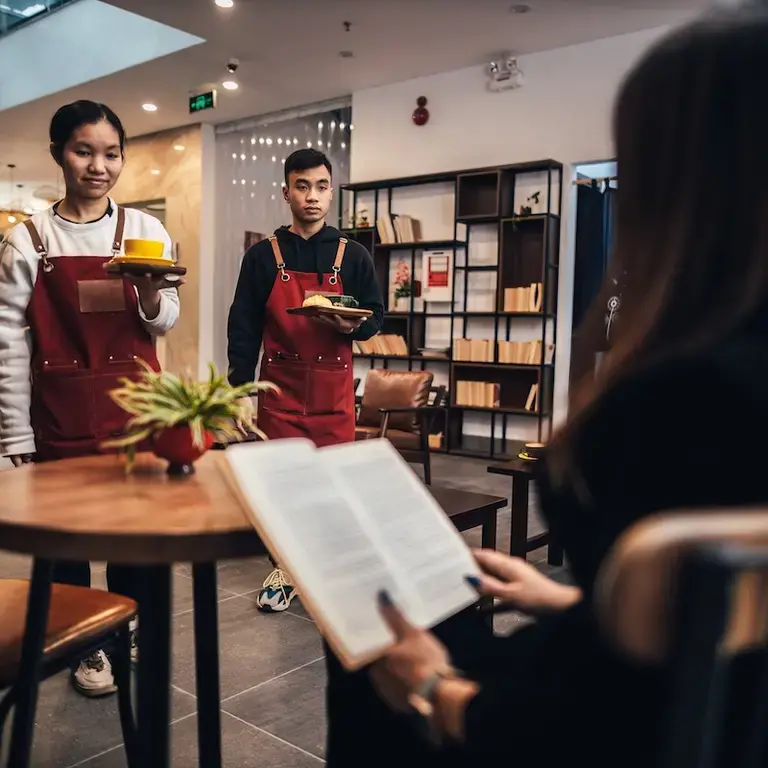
23,208,160,462
257,235,355,447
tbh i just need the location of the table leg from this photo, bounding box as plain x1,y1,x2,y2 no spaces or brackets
480,513,498,622
509,477,530,559
548,539,564,566
8,558,53,768
192,563,222,768
481,511,498,551
137,565,172,768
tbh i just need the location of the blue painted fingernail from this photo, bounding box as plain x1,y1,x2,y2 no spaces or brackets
378,589,392,606
465,576,481,589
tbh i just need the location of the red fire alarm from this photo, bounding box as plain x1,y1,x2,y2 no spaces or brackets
412,96,429,126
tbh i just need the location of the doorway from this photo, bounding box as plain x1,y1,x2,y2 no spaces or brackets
570,160,617,386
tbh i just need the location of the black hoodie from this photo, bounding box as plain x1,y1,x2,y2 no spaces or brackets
227,224,384,386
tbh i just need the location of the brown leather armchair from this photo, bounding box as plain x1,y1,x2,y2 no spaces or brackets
355,369,444,485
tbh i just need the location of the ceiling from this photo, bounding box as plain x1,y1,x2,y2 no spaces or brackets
0,0,711,194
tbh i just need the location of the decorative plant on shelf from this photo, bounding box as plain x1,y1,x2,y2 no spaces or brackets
394,260,413,300
519,191,541,216
102,361,277,476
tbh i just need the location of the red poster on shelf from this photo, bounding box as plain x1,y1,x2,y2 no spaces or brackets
422,250,453,301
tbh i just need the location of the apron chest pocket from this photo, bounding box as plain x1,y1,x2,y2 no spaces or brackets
306,361,350,416
261,358,309,415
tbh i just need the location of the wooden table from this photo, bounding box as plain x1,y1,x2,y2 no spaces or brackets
429,486,503,551
0,452,266,768
487,458,564,566
0,456,505,767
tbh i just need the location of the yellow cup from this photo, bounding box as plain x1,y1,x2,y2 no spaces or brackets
123,238,165,260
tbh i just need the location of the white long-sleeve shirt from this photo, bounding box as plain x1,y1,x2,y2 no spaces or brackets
0,199,180,457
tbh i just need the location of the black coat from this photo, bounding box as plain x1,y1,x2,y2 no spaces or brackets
461,332,768,766
325,331,768,768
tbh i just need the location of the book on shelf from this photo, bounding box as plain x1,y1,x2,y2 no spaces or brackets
497,340,555,365
452,338,493,363
503,282,543,313
354,335,409,356
376,214,422,245
221,438,480,669
376,216,396,245
524,383,539,412
455,380,501,409
392,214,422,244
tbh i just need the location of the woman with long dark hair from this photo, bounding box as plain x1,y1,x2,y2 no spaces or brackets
326,7,768,767
0,101,180,696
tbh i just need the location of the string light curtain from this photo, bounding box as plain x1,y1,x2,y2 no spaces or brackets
213,105,352,371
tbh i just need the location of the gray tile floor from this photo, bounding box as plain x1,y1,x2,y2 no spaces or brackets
0,454,564,767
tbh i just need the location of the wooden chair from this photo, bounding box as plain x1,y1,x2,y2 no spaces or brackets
595,510,768,768
355,369,444,485
0,579,138,765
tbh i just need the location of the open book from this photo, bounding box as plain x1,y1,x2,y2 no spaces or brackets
221,438,481,669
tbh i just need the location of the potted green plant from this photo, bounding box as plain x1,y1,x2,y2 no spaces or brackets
102,361,277,476
393,260,413,312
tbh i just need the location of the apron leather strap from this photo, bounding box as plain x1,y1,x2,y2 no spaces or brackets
23,219,53,273
329,237,348,285
268,235,290,281
23,220,46,255
112,206,126,255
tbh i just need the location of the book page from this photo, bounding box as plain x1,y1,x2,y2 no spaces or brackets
224,438,482,669
224,439,406,667
320,440,480,630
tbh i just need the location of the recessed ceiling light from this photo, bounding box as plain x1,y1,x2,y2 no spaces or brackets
509,3,531,13
222,80,239,91
7,215,17,223
173,144,185,151
142,103,158,112
215,0,234,7
151,169,161,175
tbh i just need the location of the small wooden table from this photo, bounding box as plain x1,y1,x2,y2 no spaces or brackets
0,456,505,767
0,452,266,768
429,486,503,551
487,458,563,566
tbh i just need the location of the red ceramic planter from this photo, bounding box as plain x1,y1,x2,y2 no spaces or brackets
153,426,214,476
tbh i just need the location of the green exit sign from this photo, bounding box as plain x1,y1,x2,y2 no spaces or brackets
189,90,217,114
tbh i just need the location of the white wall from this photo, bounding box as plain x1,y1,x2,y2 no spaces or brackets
351,27,668,182
350,26,670,433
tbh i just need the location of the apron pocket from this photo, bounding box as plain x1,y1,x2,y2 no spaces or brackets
93,369,136,438
261,358,309,415
32,369,94,442
306,362,350,416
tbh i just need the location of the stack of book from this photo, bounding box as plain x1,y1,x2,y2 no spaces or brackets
353,335,409,356
503,282,543,313
497,340,555,365
452,338,493,362
455,381,501,408
376,214,422,244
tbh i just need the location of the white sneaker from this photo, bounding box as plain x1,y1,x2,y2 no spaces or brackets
72,650,117,697
256,568,298,612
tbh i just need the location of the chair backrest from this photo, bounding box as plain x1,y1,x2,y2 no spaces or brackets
358,369,433,432
595,509,768,768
